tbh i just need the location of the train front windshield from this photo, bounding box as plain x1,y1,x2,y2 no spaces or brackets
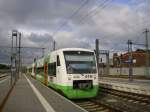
64,51,97,74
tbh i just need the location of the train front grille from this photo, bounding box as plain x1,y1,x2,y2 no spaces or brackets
73,80,93,90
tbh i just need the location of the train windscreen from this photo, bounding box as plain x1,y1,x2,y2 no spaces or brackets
64,51,97,74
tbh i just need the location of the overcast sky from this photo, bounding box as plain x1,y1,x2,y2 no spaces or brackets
0,0,150,64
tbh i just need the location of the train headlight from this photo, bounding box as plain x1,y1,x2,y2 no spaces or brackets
68,77,72,80
73,76,80,79
85,75,92,78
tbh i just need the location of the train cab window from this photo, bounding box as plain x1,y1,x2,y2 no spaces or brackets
57,55,61,66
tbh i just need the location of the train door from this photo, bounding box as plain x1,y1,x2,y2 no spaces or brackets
56,55,61,83
31,66,34,76
48,62,56,83
44,62,48,86
34,64,36,79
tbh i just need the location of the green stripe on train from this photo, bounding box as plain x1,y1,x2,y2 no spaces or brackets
36,75,99,99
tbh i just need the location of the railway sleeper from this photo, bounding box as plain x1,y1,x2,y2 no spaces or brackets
100,87,150,104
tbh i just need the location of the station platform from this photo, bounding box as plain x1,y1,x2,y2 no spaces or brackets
99,77,150,95
2,74,87,112
0,75,11,106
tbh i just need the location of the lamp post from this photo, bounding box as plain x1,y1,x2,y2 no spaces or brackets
11,30,18,83
12,30,20,81
18,32,21,78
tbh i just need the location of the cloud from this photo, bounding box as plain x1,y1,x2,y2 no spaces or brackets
53,31,91,49
28,33,53,46
75,2,150,50
0,0,150,64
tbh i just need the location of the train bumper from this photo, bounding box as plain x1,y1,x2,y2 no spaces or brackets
61,85,99,99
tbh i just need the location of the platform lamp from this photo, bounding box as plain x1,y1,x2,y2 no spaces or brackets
12,30,18,55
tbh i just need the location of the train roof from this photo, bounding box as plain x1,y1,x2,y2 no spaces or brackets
44,48,94,59
50,48,94,54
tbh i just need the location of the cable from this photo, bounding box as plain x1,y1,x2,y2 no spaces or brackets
52,0,89,37
52,0,111,38
77,0,112,24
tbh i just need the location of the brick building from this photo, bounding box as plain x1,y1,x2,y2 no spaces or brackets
113,49,150,67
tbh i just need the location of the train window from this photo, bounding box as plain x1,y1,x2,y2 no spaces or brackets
57,55,61,66
37,67,44,75
48,62,56,76
64,51,97,74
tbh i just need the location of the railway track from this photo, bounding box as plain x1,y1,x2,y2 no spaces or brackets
0,72,10,79
73,87,150,112
0,74,9,78
100,87,150,104
74,99,120,112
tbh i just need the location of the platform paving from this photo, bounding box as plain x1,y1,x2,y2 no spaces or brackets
2,74,87,112
0,76,11,107
99,77,150,95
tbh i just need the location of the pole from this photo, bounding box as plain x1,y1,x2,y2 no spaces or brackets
42,48,45,57
15,31,18,81
120,54,122,75
53,40,56,51
95,39,99,77
12,30,18,82
143,28,149,76
128,40,133,81
18,32,21,77
106,52,110,75
10,33,14,85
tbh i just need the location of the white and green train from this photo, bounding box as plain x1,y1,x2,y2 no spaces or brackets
28,48,99,99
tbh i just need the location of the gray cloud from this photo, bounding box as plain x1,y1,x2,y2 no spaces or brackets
0,0,150,64
28,33,53,44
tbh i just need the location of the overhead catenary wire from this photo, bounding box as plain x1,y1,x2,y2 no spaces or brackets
51,0,112,38
50,0,113,52
80,0,148,53
90,0,150,44
51,0,90,37
76,0,112,25
50,0,149,53
77,0,149,35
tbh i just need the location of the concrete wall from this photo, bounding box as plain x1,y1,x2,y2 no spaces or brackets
109,67,150,76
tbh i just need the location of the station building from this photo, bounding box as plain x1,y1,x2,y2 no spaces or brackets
113,49,150,67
